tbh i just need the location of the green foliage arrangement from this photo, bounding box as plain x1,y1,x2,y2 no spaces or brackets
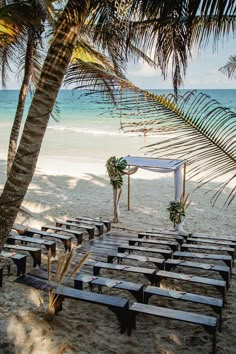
106,156,127,189
167,194,191,227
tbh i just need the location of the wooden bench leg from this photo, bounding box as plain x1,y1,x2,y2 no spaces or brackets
108,307,129,334
62,239,72,252
88,229,95,240
93,266,100,276
29,250,42,267
12,257,26,276
127,312,136,336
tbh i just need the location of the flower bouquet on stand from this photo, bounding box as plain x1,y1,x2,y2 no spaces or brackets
167,194,191,233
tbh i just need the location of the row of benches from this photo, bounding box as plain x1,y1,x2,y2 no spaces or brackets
15,270,219,353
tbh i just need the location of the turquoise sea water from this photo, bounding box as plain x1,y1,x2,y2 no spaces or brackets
0,89,235,162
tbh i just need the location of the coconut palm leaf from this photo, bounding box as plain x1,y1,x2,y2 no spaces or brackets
119,89,236,205
219,55,236,79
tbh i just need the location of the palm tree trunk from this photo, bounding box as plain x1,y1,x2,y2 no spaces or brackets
0,0,90,251
7,31,35,176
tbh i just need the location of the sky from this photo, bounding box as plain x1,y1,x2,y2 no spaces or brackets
5,36,236,90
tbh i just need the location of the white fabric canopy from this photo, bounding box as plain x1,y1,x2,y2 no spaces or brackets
124,156,186,201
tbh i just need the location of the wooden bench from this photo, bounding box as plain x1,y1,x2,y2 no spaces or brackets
181,244,235,264
41,225,83,245
0,267,3,287
143,286,223,330
138,232,184,245
74,273,144,302
77,216,112,231
93,261,156,285
107,252,165,269
66,218,104,236
24,228,72,250
190,232,236,243
15,274,130,334
0,251,26,275
56,220,95,239
174,251,233,273
128,302,217,353
128,238,179,252
3,244,41,267
156,270,226,304
165,259,230,288
7,234,56,257
117,244,172,260
187,237,236,250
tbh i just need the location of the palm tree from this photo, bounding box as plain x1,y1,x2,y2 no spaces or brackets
0,0,236,250
0,1,56,175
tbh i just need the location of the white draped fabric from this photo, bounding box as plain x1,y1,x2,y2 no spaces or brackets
124,156,185,202
123,156,186,233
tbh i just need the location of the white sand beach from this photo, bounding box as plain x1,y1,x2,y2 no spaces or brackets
0,129,236,354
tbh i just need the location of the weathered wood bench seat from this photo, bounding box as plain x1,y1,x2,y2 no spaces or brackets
74,273,144,302
107,252,165,269
7,234,56,257
138,232,184,245
190,232,236,243
156,270,226,304
117,244,173,260
24,228,72,250
165,259,230,288
93,261,156,285
67,218,104,235
128,302,217,353
54,286,129,333
0,250,26,275
56,220,95,239
174,251,233,272
15,274,130,333
128,238,179,252
181,244,235,263
144,286,223,330
41,226,83,245
3,244,41,267
187,237,236,249
76,216,112,231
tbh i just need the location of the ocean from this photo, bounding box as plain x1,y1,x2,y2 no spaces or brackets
0,89,235,172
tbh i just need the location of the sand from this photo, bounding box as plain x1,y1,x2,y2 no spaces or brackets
0,148,236,354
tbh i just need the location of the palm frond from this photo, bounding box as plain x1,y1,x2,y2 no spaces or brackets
219,55,236,79
119,89,236,206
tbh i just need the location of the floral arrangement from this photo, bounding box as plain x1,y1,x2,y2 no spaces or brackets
167,194,191,227
106,156,127,189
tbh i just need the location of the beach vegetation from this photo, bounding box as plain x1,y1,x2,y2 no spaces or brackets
106,156,127,222
35,248,90,320
167,194,191,228
220,55,236,79
0,0,236,249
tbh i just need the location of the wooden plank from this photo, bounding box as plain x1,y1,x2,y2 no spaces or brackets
25,228,72,251
107,252,165,269
128,302,217,353
0,251,26,275
74,273,144,302
41,225,83,245
117,244,172,260
144,286,223,329
93,261,156,285
181,244,234,262
187,237,236,248
138,232,184,245
56,220,95,239
190,232,236,243
174,251,233,271
7,234,56,257
3,244,41,267
128,237,179,252
156,270,226,304
67,218,104,235
165,259,230,288
76,216,112,231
